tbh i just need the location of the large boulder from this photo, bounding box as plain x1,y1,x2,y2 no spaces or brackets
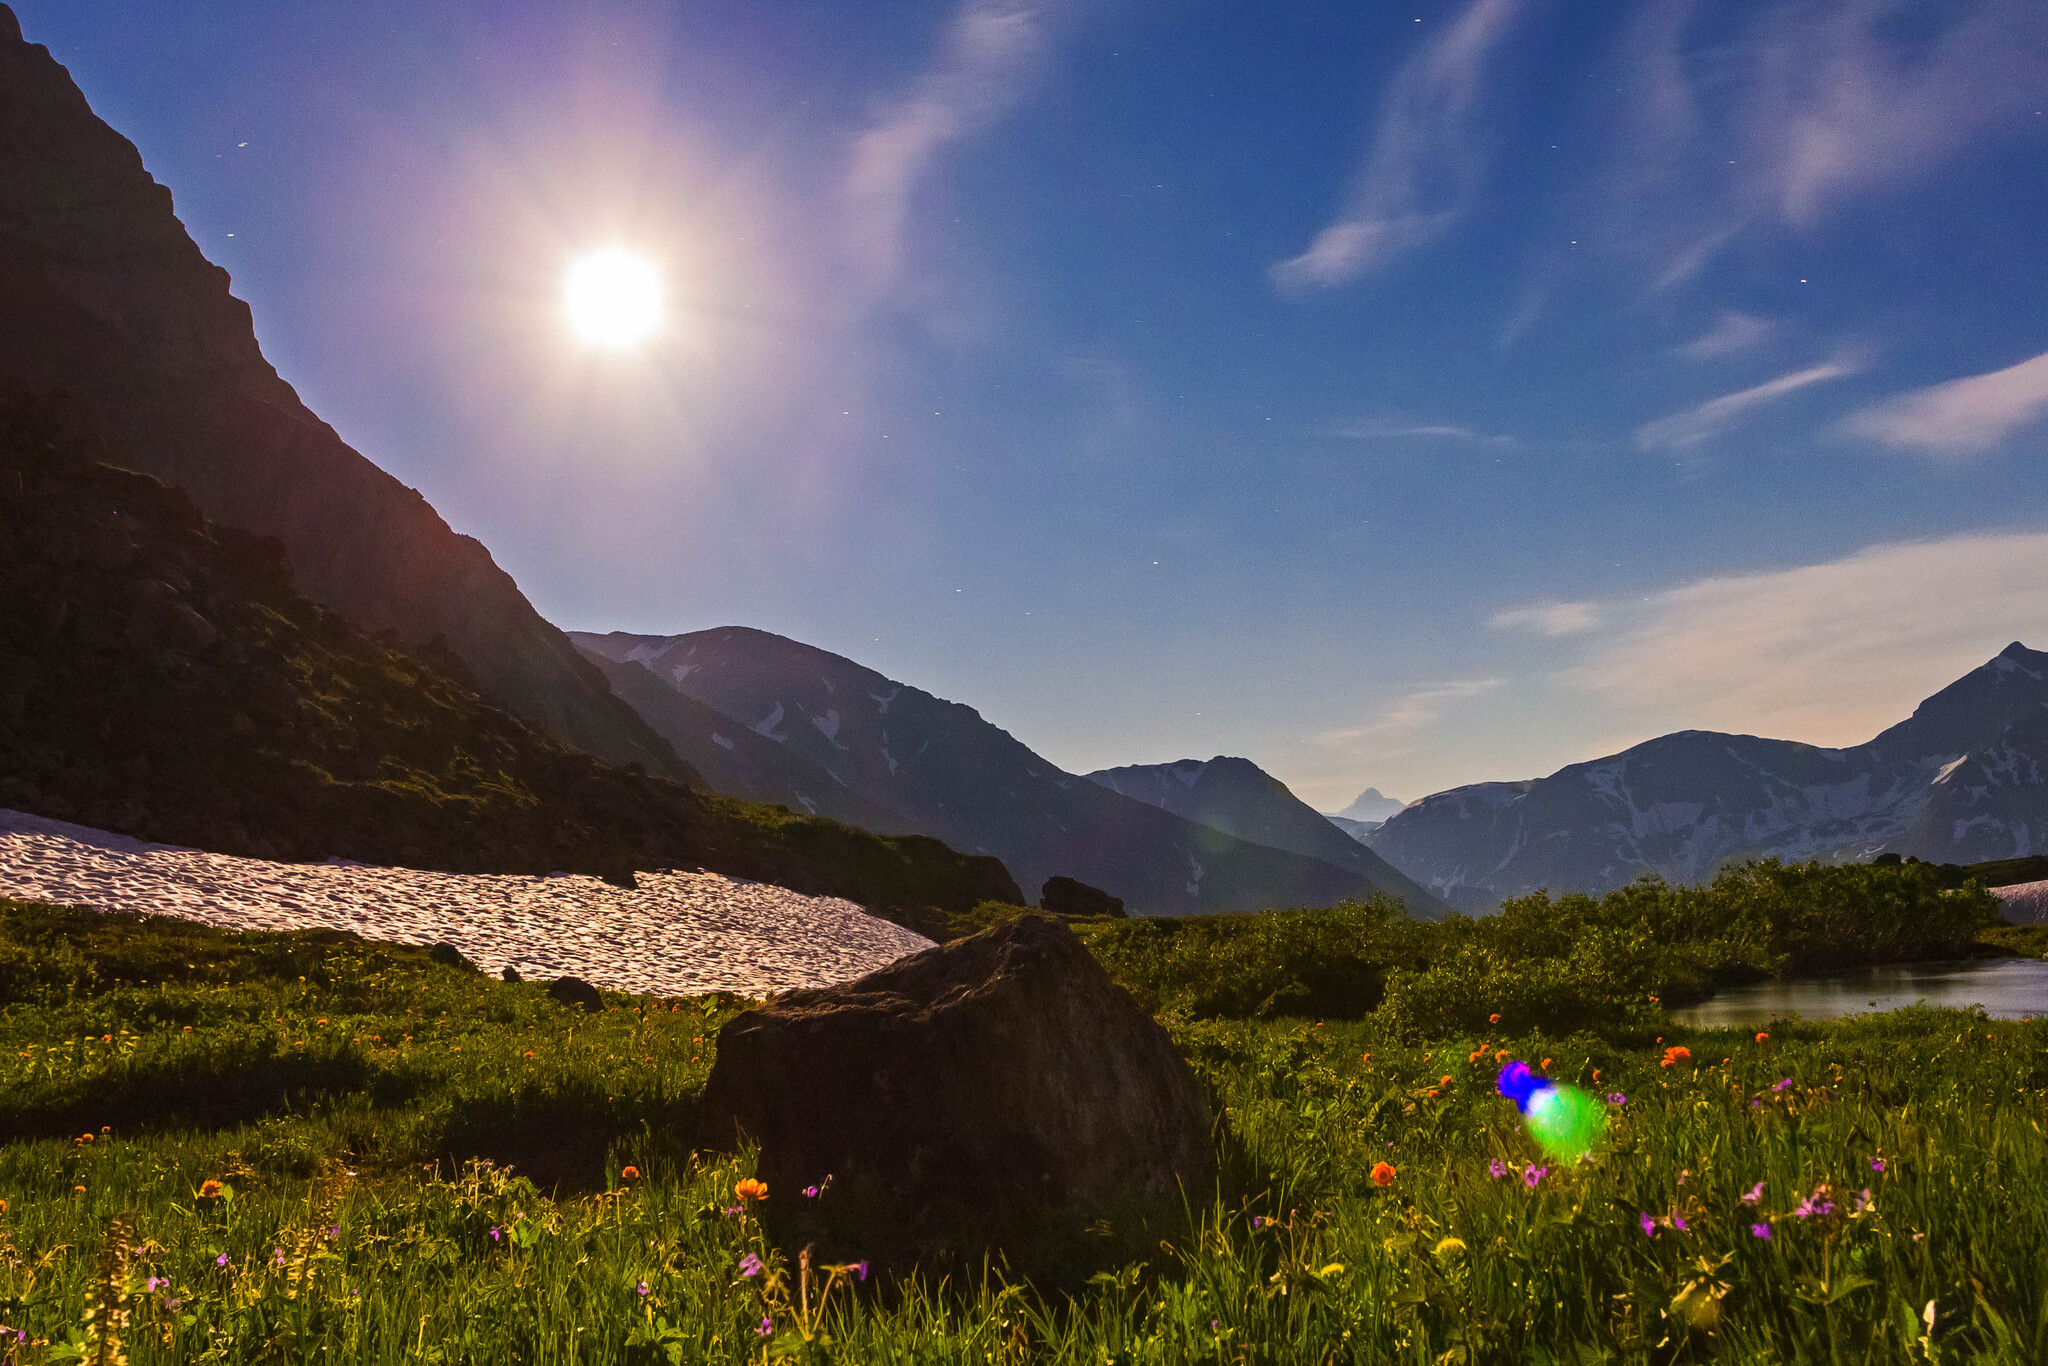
1039,874,1126,919
698,914,1211,1271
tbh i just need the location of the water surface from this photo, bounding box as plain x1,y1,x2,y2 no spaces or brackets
1671,958,2048,1028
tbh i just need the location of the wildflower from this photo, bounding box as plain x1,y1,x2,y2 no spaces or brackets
1371,1162,1397,1187
1751,1223,1772,1240
163,1298,182,1310
756,1317,774,1338
1741,1181,1765,1204
1639,1213,1657,1237
489,1227,502,1243
147,1277,166,1292
1607,1092,1627,1105
722,1205,742,1217
1870,1157,1887,1173
1540,1058,1552,1069
1592,1068,1601,1081
198,1180,223,1198
1524,1165,1548,1188
637,1282,649,1297
79,1133,93,1144
1755,1032,1768,1044
1251,1216,1266,1228
1660,1046,1691,1067
853,1260,870,1281
1439,1075,1453,1087
272,1249,286,1266
1488,1013,1501,1024
1494,1050,1509,1064
620,1166,640,1182
1670,1212,1688,1232
1488,1159,1508,1179
215,1254,229,1267
1855,1188,1874,1213
803,1185,819,1198
327,1225,339,1239
735,1177,768,1202
1773,1077,1793,1092
739,1253,763,1278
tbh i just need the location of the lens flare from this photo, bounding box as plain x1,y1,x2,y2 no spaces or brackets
1497,1060,1606,1161
563,248,663,349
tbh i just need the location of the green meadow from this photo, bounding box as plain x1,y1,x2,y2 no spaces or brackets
0,858,2043,1364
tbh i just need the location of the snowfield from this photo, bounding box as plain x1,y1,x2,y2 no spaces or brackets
0,809,932,997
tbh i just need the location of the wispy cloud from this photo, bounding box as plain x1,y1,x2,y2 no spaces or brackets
1633,360,1857,453
1332,418,1517,447
1839,349,2048,458
1610,0,2048,283
1271,0,1525,292
1555,532,2048,748
1489,601,1599,638
1317,679,1505,747
1675,311,1778,362
844,1,1065,295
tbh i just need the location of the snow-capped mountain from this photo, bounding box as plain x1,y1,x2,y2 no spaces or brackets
1084,758,1447,916
572,628,1427,916
1367,642,2048,910
1332,787,1408,823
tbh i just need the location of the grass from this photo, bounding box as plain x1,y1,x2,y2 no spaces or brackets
0,895,2044,1362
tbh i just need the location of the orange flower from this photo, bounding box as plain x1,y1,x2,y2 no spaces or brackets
79,1133,94,1144
620,1166,640,1181
1494,1050,1509,1064
1370,1161,1396,1187
1592,1068,1602,1081
1425,1089,1439,1099
1661,1045,1692,1067
1540,1058,1552,1069
316,1019,328,1026
199,1180,223,1198
1754,1032,1769,1044
735,1178,768,1201
1488,1013,1501,1023
1439,1075,1453,1087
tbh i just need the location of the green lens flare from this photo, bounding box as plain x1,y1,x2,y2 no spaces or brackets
1521,1083,1607,1161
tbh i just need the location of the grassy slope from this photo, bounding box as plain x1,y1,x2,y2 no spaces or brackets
0,892,2043,1363
0,394,1019,913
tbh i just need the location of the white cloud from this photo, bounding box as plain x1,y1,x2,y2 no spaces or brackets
1559,532,2048,748
1675,311,1778,362
1271,0,1525,291
1633,360,1856,452
844,1,1063,294
1332,418,1516,447
1839,349,2048,458
1489,601,1599,638
1317,678,1504,748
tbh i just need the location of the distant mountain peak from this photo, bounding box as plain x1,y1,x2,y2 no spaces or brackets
1334,787,1407,822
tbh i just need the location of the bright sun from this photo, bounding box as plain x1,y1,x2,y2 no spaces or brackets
563,248,663,349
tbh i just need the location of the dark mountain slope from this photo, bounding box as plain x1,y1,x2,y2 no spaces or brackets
0,397,1018,915
574,628,1419,916
1084,757,1448,917
1369,643,2048,908
0,8,683,778
584,650,914,835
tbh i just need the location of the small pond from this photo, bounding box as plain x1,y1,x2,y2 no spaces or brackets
1671,957,2048,1028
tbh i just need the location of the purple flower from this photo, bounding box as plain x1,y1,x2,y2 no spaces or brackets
756,1317,774,1338
1639,1213,1657,1237
327,1225,339,1240
803,1185,819,1198
1773,1077,1793,1092
147,1277,165,1292
164,1298,182,1310
1742,1181,1765,1204
1870,1157,1887,1173
1856,1188,1874,1213
489,1227,502,1243
1251,1216,1265,1229
1487,1159,1508,1179
1607,1092,1627,1106
637,1281,649,1297
1670,1212,1688,1232
215,1254,229,1267
1524,1165,1549,1189
853,1259,870,1282
723,1205,742,1217
1751,1223,1772,1240
272,1249,285,1266
739,1252,763,1278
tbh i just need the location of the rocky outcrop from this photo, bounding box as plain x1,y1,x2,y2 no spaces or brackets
1039,875,1126,918
0,7,686,779
698,914,1212,1269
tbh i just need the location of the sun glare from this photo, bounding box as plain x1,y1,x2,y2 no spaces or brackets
563,248,663,349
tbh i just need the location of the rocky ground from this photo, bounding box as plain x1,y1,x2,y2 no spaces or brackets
0,808,932,997
1994,879,2048,926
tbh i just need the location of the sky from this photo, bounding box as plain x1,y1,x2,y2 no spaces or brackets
19,0,2048,810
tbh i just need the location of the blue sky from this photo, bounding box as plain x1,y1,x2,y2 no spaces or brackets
20,0,2048,808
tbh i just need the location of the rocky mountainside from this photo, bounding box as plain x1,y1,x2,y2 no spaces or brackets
1368,643,2048,910
0,394,1018,916
574,628,1421,916
1083,757,1447,916
1333,787,1408,823
0,7,683,778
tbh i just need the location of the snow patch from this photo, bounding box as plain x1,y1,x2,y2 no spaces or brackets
870,688,900,715
1173,762,1205,790
812,709,841,742
751,702,789,742
711,732,735,752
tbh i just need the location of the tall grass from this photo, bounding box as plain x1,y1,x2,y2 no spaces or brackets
0,897,2042,1362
